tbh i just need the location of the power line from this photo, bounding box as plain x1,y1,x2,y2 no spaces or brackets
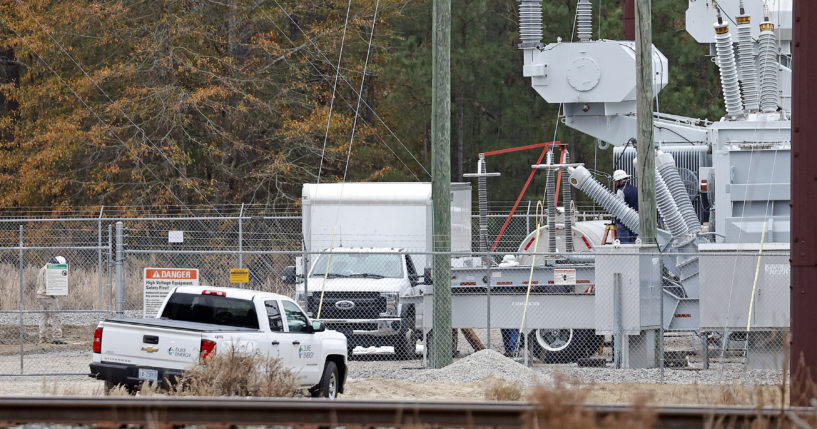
317,0,353,185
264,1,430,178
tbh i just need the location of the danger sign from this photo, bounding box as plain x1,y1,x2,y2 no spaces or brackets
143,268,199,317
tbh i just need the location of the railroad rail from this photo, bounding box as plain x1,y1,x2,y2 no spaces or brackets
0,397,812,428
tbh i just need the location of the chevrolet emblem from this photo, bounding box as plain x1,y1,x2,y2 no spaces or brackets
141,346,159,353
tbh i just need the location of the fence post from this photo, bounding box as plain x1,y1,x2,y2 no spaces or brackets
486,249,491,351
115,221,124,316
107,224,113,312
613,272,622,369
97,206,103,310
238,203,244,268
18,225,24,375
658,256,665,383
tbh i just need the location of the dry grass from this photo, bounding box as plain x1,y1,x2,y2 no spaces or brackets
126,346,302,397
0,263,108,310
483,376,523,401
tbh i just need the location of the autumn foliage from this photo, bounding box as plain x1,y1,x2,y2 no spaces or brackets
0,0,418,211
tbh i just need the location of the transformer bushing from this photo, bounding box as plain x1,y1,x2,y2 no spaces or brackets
518,0,543,49
758,20,779,113
714,20,745,118
576,0,592,42
655,168,689,237
736,13,760,112
545,151,557,253
562,150,574,252
569,165,639,234
656,152,701,235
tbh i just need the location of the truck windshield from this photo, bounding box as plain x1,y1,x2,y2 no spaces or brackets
311,253,404,278
160,292,259,329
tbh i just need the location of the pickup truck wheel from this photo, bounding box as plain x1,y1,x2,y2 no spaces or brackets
312,361,339,399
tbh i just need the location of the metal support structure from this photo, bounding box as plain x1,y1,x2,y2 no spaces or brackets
431,0,452,368
635,0,656,244
791,0,817,406
115,222,124,316
463,154,501,350
18,225,24,374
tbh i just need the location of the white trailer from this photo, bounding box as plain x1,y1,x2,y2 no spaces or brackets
301,182,472,270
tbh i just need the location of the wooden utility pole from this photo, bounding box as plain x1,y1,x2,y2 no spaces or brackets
431,0,452,368
791,0,817,406
635,0,656,244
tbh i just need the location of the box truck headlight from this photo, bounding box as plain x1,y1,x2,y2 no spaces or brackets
381,293,398,316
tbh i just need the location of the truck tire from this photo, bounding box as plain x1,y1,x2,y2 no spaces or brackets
394,329,417,359
312,361,339,399
395,308,417,359
528,329,603,364
425,329,459,362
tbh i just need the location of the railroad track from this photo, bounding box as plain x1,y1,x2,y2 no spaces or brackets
0,397,810,428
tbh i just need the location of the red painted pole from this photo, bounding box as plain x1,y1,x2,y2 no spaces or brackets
622,0,635,40
790,0,817,406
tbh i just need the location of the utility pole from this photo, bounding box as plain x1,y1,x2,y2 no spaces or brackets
635,0,656,244
791,0,817,406
431,0,452,368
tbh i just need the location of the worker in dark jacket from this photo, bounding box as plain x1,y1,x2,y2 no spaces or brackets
613,170,638,243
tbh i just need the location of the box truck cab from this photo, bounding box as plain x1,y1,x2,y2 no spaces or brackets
287,247,428,357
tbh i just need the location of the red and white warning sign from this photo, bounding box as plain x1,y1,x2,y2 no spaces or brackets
143,268,199,317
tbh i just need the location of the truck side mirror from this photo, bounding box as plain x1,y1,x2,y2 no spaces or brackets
423,267,433,285
311,320,325,332
282,265,297,285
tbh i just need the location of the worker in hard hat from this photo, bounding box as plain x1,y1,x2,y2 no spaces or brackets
36,256,66,344
613,170,638,243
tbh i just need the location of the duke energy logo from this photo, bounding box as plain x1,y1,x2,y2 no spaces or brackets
298,344,314,359
167,346,192,358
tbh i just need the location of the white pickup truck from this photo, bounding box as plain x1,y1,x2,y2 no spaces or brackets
89,286,348,398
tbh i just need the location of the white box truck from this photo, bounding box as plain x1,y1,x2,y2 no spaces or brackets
285,182,471,357
301,182,472,270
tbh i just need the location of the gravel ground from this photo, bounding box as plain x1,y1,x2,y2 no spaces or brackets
346,351,785,386
0,317,787,393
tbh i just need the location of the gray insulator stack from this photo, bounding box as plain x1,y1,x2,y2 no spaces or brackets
545,152,557,253
576,0,592,42
736,13,760,112
518,1,543,49
714,21,744,118
569,166,639,234
478,161,489,253
758,20,779,112
655,169,689,237
656,152,701,235
562,151,574,252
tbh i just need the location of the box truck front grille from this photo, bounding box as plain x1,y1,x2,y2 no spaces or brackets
307,292,386,320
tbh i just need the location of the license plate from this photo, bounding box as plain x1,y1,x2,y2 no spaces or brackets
138,368,158,382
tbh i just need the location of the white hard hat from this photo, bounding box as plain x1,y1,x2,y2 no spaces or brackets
613,170,630,181
51,256,66,264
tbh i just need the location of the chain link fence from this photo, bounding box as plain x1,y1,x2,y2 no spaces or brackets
0,210,790,390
